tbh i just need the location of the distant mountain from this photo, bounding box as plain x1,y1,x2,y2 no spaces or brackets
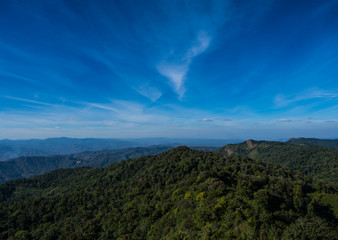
218,139,338,184
128,138,244,147
0,147,336,239
0,138,136,161
0,137,242,161
0,146,174,183
287,137,338,149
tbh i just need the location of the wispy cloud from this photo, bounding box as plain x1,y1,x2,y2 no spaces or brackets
82,100,167,124
135,85,162,102
158,31,211,99
275,89,338,107
0,70,39,84
88,103,118,112
158,64,187,98
185,32,211,61
199,118,213,122
4,96,54,106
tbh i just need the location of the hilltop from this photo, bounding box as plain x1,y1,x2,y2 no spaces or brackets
286,137,338,149
218,140,338,184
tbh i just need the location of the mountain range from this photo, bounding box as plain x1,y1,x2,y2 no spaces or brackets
0,146,174,183
0,137,242,161
0,138,338,184
0,138,337,185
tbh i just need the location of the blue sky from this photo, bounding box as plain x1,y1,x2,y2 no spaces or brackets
0,0,337,140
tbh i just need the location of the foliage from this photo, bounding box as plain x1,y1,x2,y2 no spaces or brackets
219,140,338,184
0,147,337,239
286,137,338,149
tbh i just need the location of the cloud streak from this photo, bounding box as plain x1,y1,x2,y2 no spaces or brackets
4,96,54,107
88,103,118,112
275,89,338,107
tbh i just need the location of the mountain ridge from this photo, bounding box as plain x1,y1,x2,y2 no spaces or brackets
286,137,338,149
0,146,174,183
219,139,338,184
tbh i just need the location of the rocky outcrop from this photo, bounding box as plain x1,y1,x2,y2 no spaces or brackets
246,139,256,149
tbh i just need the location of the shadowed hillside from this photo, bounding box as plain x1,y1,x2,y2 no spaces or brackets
0,146,174,183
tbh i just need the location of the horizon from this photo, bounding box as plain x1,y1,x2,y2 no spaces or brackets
1,0,337,139
0,136,337,142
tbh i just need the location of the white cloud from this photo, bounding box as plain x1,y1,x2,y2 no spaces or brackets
199,118,213,122
158,31,211,99
158,64,187,98
135,85,162,102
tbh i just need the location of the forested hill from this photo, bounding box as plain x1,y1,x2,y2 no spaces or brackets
0,146,173,183
219,140,338,185
286,137,338,149
0,147,337,239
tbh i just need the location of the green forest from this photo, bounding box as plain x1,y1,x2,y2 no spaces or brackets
286,138,338,149
0,147,337,239
220,140,338,184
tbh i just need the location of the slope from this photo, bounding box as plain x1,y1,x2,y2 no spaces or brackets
287,137,338,149
219,140,338,184
0,147,336,239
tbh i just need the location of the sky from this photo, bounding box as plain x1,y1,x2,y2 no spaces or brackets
0,0,337,140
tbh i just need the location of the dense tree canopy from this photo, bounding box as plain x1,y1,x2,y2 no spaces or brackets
0,147,337,239
219,140,338,184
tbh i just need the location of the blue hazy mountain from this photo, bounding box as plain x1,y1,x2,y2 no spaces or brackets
0,137,243,161
0,146,176,183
